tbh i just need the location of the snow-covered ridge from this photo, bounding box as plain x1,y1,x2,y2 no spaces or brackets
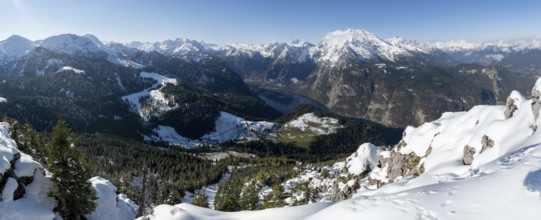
2,30,541,68
434,36,541,53
0,35,36,61
124,29,441,64
125,38,209,56
40,34,107,55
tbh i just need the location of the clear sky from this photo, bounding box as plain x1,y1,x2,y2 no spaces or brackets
1,0,540,44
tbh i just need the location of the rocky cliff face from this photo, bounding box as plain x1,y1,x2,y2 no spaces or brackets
299,61,519,128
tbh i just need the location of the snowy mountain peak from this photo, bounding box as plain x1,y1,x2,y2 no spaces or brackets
40,34,107,55
385,36,440,54
3,35,32,43
125,38,209,56
322,29,383,47
434,37,541,53
313,29,412,64
0,35,36,60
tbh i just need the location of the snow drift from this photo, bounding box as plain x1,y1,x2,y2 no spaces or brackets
86,177,138,220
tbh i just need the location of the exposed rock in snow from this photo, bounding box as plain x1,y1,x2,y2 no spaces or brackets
480,135,494,153
505,90,526,119
0,122,55,220
531,78,541,121
463,145,476,165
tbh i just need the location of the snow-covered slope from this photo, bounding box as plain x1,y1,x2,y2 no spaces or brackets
150,112,278,148
40,34,108,55
39,34,145,68
122,72,179,120
0,35,36,61
140,202,332,220
86,177,137,220
144,78,541,219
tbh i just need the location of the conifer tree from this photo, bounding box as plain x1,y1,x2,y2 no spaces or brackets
46,119,97,219
192,190,209,208
240,182,259,210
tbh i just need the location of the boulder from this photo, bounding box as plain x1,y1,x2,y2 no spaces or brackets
504,91,525,119
463,145,476,165
531,78,541,121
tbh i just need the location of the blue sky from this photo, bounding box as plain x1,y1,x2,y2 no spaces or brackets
1,0,540,44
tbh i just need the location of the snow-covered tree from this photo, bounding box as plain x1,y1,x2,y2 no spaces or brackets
46,119,97,219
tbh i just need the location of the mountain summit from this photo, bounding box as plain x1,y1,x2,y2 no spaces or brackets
311,29,412,63
0,35,35,60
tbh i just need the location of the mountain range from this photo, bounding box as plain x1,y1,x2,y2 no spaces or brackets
0,29,539,135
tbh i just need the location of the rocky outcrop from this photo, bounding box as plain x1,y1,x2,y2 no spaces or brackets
0,152,30,201
463,145,476,165
386,151,423,180
0,124,42,203
505,93,520,119
299,62,522,128
481,135,494,153
531,79,541,121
